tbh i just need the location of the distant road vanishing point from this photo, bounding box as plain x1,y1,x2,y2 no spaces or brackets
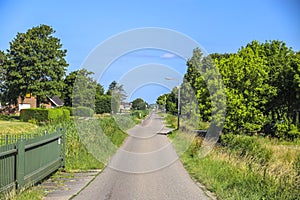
74,112,210,200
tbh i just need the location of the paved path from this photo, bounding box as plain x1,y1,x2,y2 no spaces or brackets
74,112,210,200
40,170,100,200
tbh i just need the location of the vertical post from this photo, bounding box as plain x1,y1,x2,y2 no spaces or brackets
5,134,8,145
58,127,66,168
16,140,25,190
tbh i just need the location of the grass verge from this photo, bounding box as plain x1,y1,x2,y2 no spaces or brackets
0,116,129,199
168,130,300,200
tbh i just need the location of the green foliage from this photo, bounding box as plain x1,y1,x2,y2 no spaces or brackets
64,69,98,108
294,153,300,176
156,93,168,111
113,114,136,130
107,81,127,113
166,90,177,115
131,110,149,119
20,108,70,124
221,133,272,164
61,106,75,116
164,114,177,128
286,125,300,141
178,41,300,139
98,117,128,146
0,51,6,101
73,106,94,117
216,42,276,133
172,131,299,200
131,98,147,110
183,48,227,128
20,109,47,122
0,114,19,121
95,95,111,114
3,24,68,105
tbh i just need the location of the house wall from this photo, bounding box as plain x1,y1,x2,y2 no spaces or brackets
17,95,52,110
18,96,37,108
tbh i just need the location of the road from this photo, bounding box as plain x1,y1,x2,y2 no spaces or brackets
74,112,210,200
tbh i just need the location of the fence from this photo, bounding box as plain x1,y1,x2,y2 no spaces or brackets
0,128,65,193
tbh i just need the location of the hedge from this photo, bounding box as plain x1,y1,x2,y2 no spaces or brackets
20,108,70,123
73,106,94,117
62,106,75,116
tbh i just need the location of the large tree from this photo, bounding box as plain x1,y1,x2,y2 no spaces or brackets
95,95,111,114
63,68,104,108
216,42,276,133
185,48,226,124
3,24,68,105
0,51,6,83
0,51,6,104
131,98,147,110
107,81,127,113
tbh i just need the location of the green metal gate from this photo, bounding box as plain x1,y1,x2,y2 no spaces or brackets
0,128,65,193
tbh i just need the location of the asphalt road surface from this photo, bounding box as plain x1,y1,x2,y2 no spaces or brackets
74,112,210,200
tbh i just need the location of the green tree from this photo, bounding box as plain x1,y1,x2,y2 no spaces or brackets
107,81,127,113
156,94,168,110
0,51,6,103
180,80,198,120
215,41,277,133
131,98,147,110
3,24,68,106
185,48,227,130
95,95,111,114
166,88,178,115
251,41,300,138
106,81,117,95
259,41,300,120
64,69,102,108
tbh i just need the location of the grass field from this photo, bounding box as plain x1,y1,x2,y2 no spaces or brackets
0,120,38,136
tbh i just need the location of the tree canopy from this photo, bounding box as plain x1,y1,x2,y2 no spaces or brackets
3,24,68,105
159,40,300,140
0,51,6,102
131,98,148,110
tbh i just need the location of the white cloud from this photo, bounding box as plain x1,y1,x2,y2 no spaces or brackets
160,53,176,59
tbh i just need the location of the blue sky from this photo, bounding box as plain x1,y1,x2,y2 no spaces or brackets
0,0,299,103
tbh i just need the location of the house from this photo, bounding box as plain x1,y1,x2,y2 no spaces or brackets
119,102,131,113
17,94,64,111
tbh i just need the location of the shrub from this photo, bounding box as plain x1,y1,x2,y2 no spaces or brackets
131,110,149,119
62,106,75,116
62,109,71,120
20,108,70,124
73,106,94,117
20,108,48,122
286,125,300,141
0,114,19,121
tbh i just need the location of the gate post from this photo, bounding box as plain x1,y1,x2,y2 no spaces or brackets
57,127,66,168
16,139,25,190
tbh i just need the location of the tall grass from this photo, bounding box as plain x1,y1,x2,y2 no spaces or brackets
52,117,127,171
164,114,177,129
169,130,300,200
0,116,129,199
